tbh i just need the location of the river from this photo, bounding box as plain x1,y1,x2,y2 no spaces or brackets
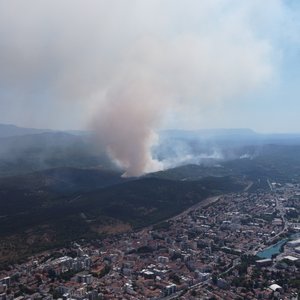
257,239,288,259
257,233,300,259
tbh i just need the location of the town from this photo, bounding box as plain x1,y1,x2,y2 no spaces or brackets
1,181,299,300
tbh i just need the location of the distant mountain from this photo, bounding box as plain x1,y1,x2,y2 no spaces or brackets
154,129,300,168
159,128,300,143
160,128,257,139
0,123,92,138
1,123,300,142
1,124,300,179
151,144,300,182
0,123,53,138
0,132,114,177
0,124,114,177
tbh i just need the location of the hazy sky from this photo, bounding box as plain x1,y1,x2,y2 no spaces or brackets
0,0,300,133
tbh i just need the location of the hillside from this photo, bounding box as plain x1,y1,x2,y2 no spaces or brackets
0,132,114,177
0,169,246,266
0,124,52,138
150,144,300,183
1,125,300,266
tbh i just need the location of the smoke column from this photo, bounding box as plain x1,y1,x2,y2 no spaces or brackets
93,77,166,177
92,34,271,176
0,0,282,176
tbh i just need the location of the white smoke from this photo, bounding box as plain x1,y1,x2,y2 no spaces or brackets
160,150,224,170
91,31,271,176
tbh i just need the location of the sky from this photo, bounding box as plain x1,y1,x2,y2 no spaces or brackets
0,0,300,134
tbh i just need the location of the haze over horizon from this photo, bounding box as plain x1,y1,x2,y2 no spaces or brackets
1,123,300,136
1,0,300,175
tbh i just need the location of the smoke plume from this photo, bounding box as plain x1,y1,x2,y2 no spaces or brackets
0,0,285,176
91,33,271,176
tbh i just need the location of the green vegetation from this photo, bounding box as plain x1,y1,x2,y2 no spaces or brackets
1,143,300,266
0,168,245,266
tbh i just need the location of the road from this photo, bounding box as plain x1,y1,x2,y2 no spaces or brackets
247,179,289,256
168,195,222,222
270,178,289,238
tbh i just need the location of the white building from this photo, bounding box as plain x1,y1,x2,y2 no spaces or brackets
287,238,300,248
